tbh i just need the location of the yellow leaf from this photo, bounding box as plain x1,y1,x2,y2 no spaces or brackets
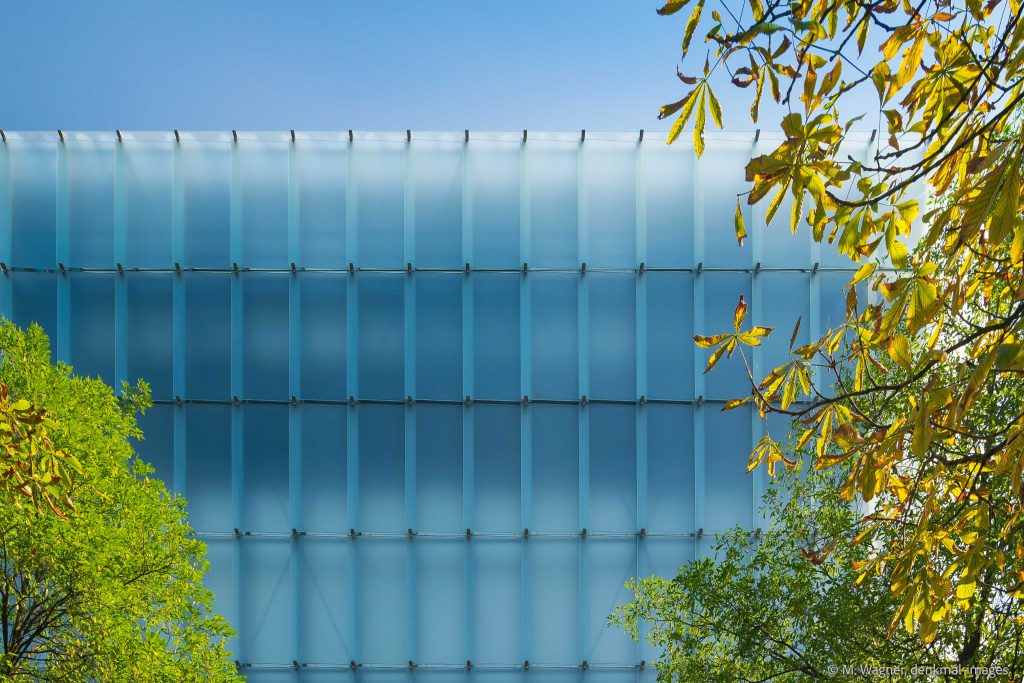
734,295,748,331
846,262,876,289
734,198,747,247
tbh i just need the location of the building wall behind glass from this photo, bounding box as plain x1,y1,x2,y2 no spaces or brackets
0,130,873,681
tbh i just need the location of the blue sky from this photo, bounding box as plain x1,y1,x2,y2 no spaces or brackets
0,1,879,133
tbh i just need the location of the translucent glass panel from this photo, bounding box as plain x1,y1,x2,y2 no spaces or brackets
0,132,858,675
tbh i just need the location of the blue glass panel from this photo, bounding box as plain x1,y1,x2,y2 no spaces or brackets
705,407,752,533
299,273,346,400
647,405,694,533
186,405,232,532
69,272,114,383
643,141,693,268
240,141,288,268
528,141,578,268
185,273,230,399
416,540,464,663
182,141,230,268
473,405,520,532
242,540,291,663
10,271,56,341
358,273,404,400
584,141,635,268
761,192,811,268
203,538,238,649
588,273,635,399
10,140,56,269
472,539,520,663
124,140,172,268
702,272,751,399
585,539,637,663
703,139,754,268
356,141,405,268
359,405,405,532
414,141,462,268
244,405,288,532
529,539,578,663
300,540,351,663
126,273,172,398
819,271,849,332
297,140,347,269
531,273,577,400
416,274,462,400
357,539,407,662
646,273,694,400
473,274,519,400
243,273,288,400
470,141,520,269
68,141,115,268
134,404,173,485
532,405,578,533
417,405,462,532
637,538,694,664
301,405,346,533
760,273,808,371
589,405,635,533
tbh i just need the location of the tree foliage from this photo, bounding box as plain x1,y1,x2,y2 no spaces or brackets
656,0,1024,646
0,380,77,519
613,458,1024,680
0,322,241,681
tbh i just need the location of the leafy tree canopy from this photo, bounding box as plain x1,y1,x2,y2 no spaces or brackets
0,322,241,681
656,0,1024,647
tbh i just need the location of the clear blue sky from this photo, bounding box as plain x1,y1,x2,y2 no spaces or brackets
0,1,882,133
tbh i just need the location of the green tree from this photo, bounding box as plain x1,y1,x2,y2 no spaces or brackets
653,0,1024,644
0,322,241,681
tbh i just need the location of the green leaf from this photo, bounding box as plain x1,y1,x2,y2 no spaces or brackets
682,0,705,53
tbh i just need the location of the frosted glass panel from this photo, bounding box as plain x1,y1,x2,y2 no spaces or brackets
473,274,519,399
584,141,635,267
68,141,114,268
242,540,291,662
646,273,693,400
527,141,577,268
589,405,635,533
470,141,520,268
358,273,404,399
243,274,289,400
643,141,693,268
182,141,230,268
416,405,462,531
529,540,578,663
126,273,173,398
473,539,520,663
647,405,694,533
124,140,173,267
300,273,346,400
297,140,347,268
473,405,520,532
359,405,405,532
413,141,462,268
358,540,407,662
240,141,288,268
356,141,405,268
243,405,289,532
531,273,577,400
301,405,347,533
186,405,232,532
705,407,752,533
702,139,754,268
532,405,578,533
185,273,230,399
415,274,461,400
10,272,56,345
69,273,113,383
588,273,634,399
10,140,56,268
416,540,464,663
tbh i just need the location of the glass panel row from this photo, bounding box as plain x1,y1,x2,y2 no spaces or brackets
3,270,850,402
0,137,881,271
135,403,755,536
202,536,694,669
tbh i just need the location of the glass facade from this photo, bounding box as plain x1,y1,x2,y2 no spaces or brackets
0,130,878,680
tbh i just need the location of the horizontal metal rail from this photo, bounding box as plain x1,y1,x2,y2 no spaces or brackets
0,263,895,275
